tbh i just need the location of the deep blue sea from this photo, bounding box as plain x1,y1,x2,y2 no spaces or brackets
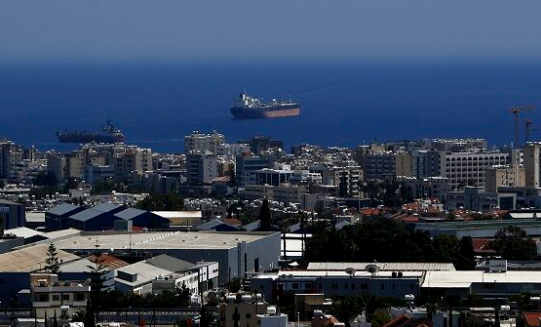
1,61,541,153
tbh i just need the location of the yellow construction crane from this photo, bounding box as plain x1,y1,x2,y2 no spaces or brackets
509,105,534,147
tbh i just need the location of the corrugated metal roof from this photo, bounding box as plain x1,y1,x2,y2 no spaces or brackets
4,227,44,239
115,261,173,287
0,243,79,272
114,208,147,220
307,262,456,272
46,203,80,216
69,209,103,222
146,254,194,272
152,211,202,219
92,203,123,213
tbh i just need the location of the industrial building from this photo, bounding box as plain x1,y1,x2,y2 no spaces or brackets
49,230,280,285
0,199,25,231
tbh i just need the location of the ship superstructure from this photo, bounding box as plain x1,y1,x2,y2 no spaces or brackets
230,92,300,119
56,119,125,144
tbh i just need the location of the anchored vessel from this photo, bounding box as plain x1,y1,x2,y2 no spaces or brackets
57,119,125,144
230,92,300,119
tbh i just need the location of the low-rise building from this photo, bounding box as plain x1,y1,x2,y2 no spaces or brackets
31,273,90,319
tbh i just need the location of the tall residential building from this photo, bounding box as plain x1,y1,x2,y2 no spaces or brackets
321,166,363,198
0,140,17,179
236,155,273,187
411,150,441,178
485,164,525,193
439,151,509,190
524,142,541,188
187,152,217,185
46,152,67,182
184,131,225,154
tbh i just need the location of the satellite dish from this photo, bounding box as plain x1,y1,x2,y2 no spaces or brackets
366,264,379,274
345,267,356,277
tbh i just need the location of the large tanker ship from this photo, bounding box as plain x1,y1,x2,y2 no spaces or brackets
56,119,125,144
230,92,300,119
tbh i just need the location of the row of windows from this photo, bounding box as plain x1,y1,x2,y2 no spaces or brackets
35,293,86,302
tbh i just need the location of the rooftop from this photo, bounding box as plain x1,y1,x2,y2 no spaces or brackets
52,230,275,251
422,271,541,289
307,262,456,272
0,243,80,272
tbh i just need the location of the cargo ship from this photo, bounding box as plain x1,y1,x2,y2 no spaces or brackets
230,92,300,119
56,119,125,144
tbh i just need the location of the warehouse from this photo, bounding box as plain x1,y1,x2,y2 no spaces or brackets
67,203,126,231
45,203,85,231
114,208,170,230
51,230,280,285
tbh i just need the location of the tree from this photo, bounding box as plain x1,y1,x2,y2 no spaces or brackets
456,236,476,270
136,193,184,211
229,278,241,293
370,311,391,327
87,253,110,323
33,171,58,187
332,296,365,327
44,311,49,327
44,242,61,274
176,282,191,307
63,177,79,193
490,226,537,260
259,199,272,231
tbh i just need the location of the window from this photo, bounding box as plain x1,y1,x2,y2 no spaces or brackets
292,283,299,290
62,294,70,301
361,283,368,290
392,284,396,290
52,295,60,301
381,284,384,290
345,283,348,289
37,294,49,302
246,314,251,319
75,294,85,302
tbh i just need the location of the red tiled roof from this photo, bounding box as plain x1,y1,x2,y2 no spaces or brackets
222,218,242,226
87,254,130,270
523,312,541,327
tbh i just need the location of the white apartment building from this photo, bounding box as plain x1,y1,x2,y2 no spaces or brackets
31,273,90,319
439,152,509,190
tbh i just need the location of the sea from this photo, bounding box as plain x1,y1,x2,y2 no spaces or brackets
1,61,541,153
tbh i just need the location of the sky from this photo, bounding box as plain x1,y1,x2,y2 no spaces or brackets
1,0,541,63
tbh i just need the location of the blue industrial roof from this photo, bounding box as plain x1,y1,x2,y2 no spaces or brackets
92,203,123,213
47,203,81,216
69,209,104,222
114,208,148,220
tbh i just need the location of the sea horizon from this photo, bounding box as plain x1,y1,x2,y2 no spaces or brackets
1,60,541,153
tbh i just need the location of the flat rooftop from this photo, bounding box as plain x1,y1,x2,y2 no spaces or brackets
253,270,424,280
422,270,541,289
52,231,275,251
307,262,456,272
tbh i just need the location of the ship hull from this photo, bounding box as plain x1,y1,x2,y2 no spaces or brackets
57,134,125,144
231,105,300,119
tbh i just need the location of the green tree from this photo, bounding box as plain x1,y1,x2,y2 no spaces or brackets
44,242,61,274
258,199,272,231
229,278,242,293
33,171,58,187
176,282,191,307
370,311,391,327
63,177,79,193
136,193,184,211
456,236,476,270
490,226,537,260
332,296,365,327
87,253,110,323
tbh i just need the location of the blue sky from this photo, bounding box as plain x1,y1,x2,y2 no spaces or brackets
1,0,541,63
